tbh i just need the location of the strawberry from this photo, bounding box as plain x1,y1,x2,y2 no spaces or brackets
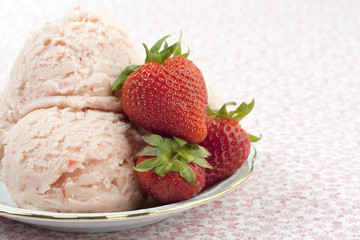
112,35,208,143
133,134,212,204
199,100,261,189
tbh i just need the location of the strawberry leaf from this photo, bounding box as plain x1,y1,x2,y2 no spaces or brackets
189,144,212,158
170,159,185,172
180,47,190,58
207,106,217,115
207,100,261,143
150,35,170,53
231,99,255,122
134,134,212,181
157,145,172,159
142,134,164,147
160,42,179,63
192,157,213,169
177,149,195,163
208,102,236,118
133,157,166,172
111,64,140,93
154,162,173,177
174,32,190,58
209,100,255,122
174,137,187,147
144,43,162,63
179,161,196,186
173,31,183,57
142,33,190,64
173,41,182,56
136,146,157,157
112,33,190,94
248,133,262,142
217,101,236,118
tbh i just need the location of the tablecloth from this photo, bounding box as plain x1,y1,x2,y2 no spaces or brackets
0,0,359,239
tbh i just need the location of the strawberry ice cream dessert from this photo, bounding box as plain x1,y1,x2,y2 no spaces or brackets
3,107,146,213
0,8,142,160
0,9,147,213
0,8,223,213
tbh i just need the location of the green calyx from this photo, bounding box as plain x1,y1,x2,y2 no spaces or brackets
134,134,212,186
207,99,255,121
207,99,262,142
111,64,140,94
248,133,262,142
111,33,189,94
143,32,190,64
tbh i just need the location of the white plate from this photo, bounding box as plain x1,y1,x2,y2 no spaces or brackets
0,145,256,233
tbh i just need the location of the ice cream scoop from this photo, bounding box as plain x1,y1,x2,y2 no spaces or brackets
3,107,146,213
0,9,147,212
0,9,142,161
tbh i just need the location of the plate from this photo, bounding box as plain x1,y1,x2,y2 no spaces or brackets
0,145,256,233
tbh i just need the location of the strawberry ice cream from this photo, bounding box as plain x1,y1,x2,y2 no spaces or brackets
0,9,147,212
0,9,142,162
2,107,146,213
206,82,224,110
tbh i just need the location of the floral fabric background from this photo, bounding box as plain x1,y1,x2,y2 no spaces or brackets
0,0,359,239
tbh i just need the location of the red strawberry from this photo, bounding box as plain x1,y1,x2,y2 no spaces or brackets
199,100,261,189
112,35,208,143
133,134,212,204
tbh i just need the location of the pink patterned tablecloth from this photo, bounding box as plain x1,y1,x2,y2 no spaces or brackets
1,0,359,239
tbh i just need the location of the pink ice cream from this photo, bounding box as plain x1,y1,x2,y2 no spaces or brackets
3,107,146,213
0,9,142,160
0,9,147,212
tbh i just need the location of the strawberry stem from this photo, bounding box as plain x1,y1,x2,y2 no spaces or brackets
134,134,212,185
208,99,262,142
144,33,189,64
207,99,255,121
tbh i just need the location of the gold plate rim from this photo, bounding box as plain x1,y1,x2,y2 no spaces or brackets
0,146,256,221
